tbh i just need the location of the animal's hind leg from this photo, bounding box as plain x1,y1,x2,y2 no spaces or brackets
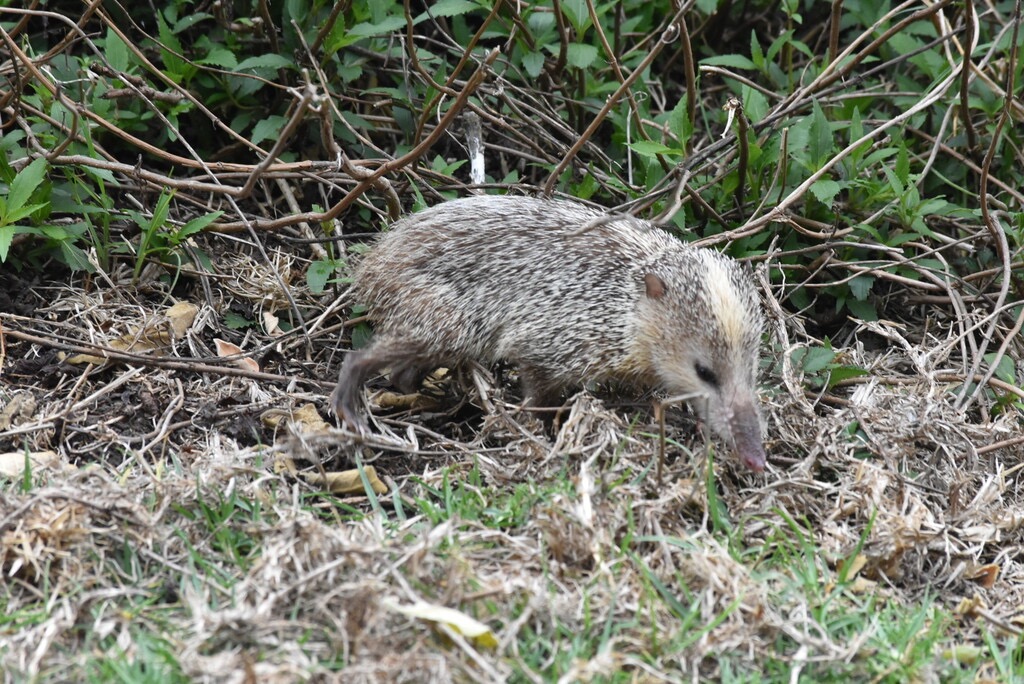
518,362,570,427
390,360,434,394
331,345,391,432
331,340,439,431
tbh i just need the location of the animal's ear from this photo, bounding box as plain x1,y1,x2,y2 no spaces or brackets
644,273,666,299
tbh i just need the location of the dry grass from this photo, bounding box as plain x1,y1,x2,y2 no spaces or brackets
2,252,1023,681
3,1,1024,681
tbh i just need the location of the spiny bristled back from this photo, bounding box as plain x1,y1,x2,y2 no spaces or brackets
353,195,762,397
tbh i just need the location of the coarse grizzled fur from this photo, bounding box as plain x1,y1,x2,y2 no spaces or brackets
331,195,768,470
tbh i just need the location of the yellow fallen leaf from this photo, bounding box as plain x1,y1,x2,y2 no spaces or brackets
306,466,387,495
273,455,387,495
941,644,982,664
67,301,198,365
382,598,498,649
954,594,986,616
165,301,198,337
263,311,281,336
841,554,868,579
0,450,65,478
214,338,260,372
261,403,329,430
0,393,37,429
964,563,999,589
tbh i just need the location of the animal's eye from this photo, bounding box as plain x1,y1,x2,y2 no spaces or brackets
694,362,719,388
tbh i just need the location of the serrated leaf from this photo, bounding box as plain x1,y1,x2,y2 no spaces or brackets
750,31,764,70
809,99,832,167
826,366,870,389
236,54,295,72
848,275,874,301
156,11,187,78
416,0,480,20
6,158,48,216
801,346,836,375
521,51,545,78
895,144,910,185
177,211,224,241
700,54,757,70
629,141,679,158
104,28,130,73
251,116,287,146
810,179,841,205
846,298,877,321
198,45,238,69
0,226,13,262
566,43,599,69
224,312,255,329
668,97,692,148
742,86,768,123
173,12,213,32
559,0,588,32
348,16,407,38
307,259,340,294
4,202,49,224
984,353,1017,385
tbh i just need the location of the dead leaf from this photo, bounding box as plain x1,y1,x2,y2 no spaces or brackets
214,338,260,372
382,598,498,649
953,594,986,617
263,311,281,336
273,457,387,495
0,450,65,478
965,563,999,589
0,393,37,429
67,301,198,365
261,403,329,430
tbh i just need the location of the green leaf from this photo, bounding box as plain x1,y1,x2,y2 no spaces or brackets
174,12,213,32
198,44,238,69
848,275,874,301
566,43,599,70
801,345,836,375
4,202,49,224
176,211,224,242
809,99,832,167
236,54,296,72
895,144,910,186
846,298,877,321
766,30,794,62
985,353,1017,385
351,322,373,350
742,85,768,123
810,179,841,205
104,28,130,73
0,226,14,262
521,51,545,78
668,97,692,148
307,259,341,294
6,158,48,217
224,312,255,329
826,366,870,389
559,0,589,32
750,31,764,70
59,241,94,272
700,54,757,70
156,11,187,79
416,0,480,20
628,141,680,158
251,116,287,146
348,16,407,38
